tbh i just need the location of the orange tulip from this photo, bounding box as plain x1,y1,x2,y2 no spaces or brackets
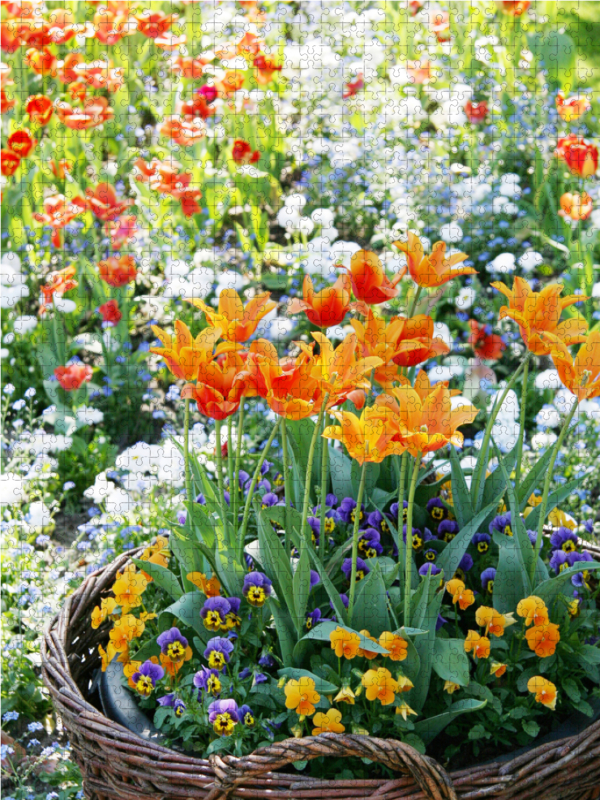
55,96,114,130
182,348,246,420
499,1,530,15
350,312,448,388
150,322,223,381
232,139,260,165
134,10,177,38
86,182,133,221
253,54,282,85
7,128,36,158
98,255,137,288
33,194,86,248
556,134,598,178
258,351,325,420
556,91,591,123
287,274,352,328
559,192,593,221
1,149,20,176
54,364,92,391
376,383,478,456
187,289,277,343
39,265,78,315
301,331,381,408
159,115,205,146
25,94,53,125
491,277,588,356
340,249,403,305
393,232,476,289
548,332,600,401
104,214,137,250
322,404,403,464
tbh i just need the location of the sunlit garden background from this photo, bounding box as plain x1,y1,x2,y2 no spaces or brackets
2,1,600,797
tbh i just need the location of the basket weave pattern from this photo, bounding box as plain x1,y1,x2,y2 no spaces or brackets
42,548,600,800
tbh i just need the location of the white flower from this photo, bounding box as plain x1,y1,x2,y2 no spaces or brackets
76,407,104,426
428,363,464,382
433,322,452,349
518,251,543,272
531,431,558,450
499,174,522,198
0,253,24,286
534,370,562,390
489,252,516,274
54,297,77,313
430,101,466,129
26,501,52,528
13,315,37,334
456,287,476,310
439,223,463,243
0,473,26,505
311,208,335,228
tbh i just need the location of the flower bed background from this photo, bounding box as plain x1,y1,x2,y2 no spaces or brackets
2,1,600,798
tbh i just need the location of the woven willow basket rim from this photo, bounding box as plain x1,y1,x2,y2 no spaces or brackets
42,546,600,800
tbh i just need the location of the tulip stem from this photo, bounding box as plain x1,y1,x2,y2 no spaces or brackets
183,398,193,506
530,399,578,587
227,415,234,511
397,452,408,537
232,402,245,533
281,419,294,556
348,457,368,622
407,285,422,318
300,396,329,551
403,454,421,629
471,352,531,505
319,410,330,561
239,418,282,557
214,419,228,539
514,355,530,487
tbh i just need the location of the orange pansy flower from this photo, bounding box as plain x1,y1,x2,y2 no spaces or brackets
525,623,560,658
378,631,408,661
187,572,221,597
446,578,476,611
527,676,557,709
464,630,491,659
361,667,398,706
516,596,549,627
357,630,379,660
284,677,320,716
330,627,361,660
311,708,345,735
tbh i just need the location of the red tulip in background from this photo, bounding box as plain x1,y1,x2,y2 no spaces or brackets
54,364,93,391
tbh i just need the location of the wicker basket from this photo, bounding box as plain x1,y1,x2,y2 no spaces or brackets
42,547,600,800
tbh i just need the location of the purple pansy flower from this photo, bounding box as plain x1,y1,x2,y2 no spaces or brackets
549,527,578,553
261,492,279,508
489,512,513,537
439,519,459,543
342,557,369,581
481,567,496,594
132,660,165,696
156,628,188,663
157,693,186,716
419,563,442,577
426,497,448,522
391,500,408,524
305,608,322,630
193,666,222,698
239,704,255,726
204,637,234,670
242,571,273,607
472,532,491,553
208,699,239,736
200,597,233,632
358,528,383,558
258,652,275,668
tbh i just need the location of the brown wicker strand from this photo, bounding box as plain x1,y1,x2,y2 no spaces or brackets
205,733,456,800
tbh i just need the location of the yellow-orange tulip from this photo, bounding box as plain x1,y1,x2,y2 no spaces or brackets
556,91,591,123
393,232,476,288
287,274,351,327
491,277,588,356
341,249,403,305
304,331,382,408
187,288,276,342
549,331,600,401
150,322,223,381
559,191,592,222
376,383,478,456
323,404,403,464
182,348,246,420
